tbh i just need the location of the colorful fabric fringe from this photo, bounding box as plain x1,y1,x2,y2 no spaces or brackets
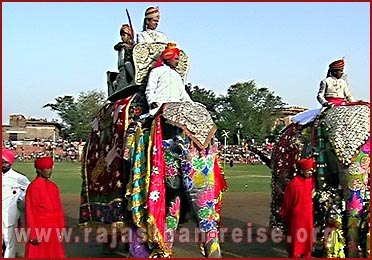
79,95,135,228
130,126,148,228
146,115,166,251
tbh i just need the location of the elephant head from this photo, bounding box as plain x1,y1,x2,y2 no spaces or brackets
269,104,370,258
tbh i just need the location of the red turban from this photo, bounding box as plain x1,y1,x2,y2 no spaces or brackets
153,42,180,68
34,157,54,169
2,148,15,164
145,6,160,19
329,59,345,70
297,157,316,171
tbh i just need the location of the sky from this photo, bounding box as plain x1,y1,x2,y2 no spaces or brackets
2,2,370,124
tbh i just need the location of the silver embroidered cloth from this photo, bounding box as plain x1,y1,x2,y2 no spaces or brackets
321,104,370,165
162,102,217,149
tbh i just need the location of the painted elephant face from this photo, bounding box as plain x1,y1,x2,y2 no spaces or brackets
270,104,370,258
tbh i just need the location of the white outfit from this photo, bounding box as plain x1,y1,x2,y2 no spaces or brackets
2,168,30,258
292,108,323,125
317,76,354,106
136,30,168,44
145,65,193,114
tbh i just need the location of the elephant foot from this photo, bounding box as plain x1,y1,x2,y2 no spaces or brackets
149,248,172,258
199,241,222,258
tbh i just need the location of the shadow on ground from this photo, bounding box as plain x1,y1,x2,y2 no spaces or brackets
16,192,288,258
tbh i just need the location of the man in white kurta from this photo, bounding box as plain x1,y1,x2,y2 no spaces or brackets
136,6,168,44
145,43,193,114
317,59,354,106
2,148,30,258
146,64,192,108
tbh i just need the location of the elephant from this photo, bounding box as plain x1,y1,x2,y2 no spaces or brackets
78,42,227,258
266,103,370,258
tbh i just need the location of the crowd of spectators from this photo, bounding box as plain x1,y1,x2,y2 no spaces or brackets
2,138,85,162
219,142,274,164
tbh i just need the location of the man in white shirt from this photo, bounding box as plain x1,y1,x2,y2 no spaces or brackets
317,59,354,106
145,43,193,114
2,148,30,258
136,6,168,44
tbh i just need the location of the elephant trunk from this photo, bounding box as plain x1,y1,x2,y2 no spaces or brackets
248,145,272,168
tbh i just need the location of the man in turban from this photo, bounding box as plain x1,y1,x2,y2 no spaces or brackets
2,148,30,258
24,157,65,258
280,157,316,258
137,6,168,44
317,58,355,106
145,42,193,114
113,23,135,86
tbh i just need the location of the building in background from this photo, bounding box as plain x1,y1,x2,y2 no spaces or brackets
2,114,61,146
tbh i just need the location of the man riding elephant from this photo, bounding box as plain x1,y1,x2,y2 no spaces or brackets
142,42,226,258
80,30,227,257
317,58,355,107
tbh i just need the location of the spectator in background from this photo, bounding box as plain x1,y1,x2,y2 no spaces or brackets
229,159,234,167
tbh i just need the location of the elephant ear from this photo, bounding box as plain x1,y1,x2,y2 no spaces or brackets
320,104,370,166
270,123,303,228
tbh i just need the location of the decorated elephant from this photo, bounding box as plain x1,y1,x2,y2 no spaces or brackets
79,42,227,258
268,103,370,258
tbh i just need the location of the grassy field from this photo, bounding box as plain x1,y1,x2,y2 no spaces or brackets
13,161,83,194
13,161,272,194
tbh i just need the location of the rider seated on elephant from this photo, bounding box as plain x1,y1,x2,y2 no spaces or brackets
145,42,193,114
113,24,135,83
317,58,355,107
136,6,168,44
292,58,356,125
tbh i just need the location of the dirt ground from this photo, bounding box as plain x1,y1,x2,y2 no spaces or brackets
16,192,288,258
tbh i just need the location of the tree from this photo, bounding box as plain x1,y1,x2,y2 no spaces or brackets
43,89,107,141
216,81,286,144
185,83,221,120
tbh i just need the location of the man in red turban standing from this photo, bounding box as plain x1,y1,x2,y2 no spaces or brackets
24,157,65,258
280,157,316,258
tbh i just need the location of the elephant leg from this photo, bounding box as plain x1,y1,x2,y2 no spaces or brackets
164,193,181,253
342,150,368,257
185,187,222,258
182,153,222,258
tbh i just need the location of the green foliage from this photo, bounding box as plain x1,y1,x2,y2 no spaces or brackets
43,90,107,141
186,81,287,144
186,83,221,120
215,81,287,143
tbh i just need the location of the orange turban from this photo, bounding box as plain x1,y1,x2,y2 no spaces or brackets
145,6,160,19
34,156,54,169
120,24,133,38
296,157,316,171
2,148,15,164
153,43,180,68
329,59,345,70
